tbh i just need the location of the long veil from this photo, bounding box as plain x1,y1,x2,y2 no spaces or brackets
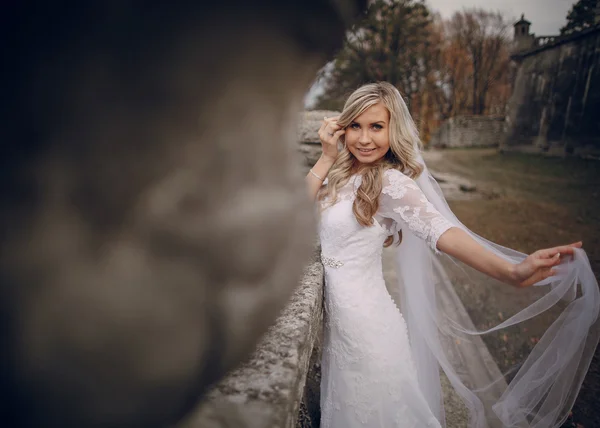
394,156,600,427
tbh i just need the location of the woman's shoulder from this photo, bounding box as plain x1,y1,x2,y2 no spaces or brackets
382,167,412,184
381,168,420,198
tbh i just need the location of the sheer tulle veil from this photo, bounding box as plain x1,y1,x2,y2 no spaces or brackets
395,155,600,427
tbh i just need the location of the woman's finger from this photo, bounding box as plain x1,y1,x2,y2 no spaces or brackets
324,116,339,126
325,120,342,130
324,125,342,138
330,129,345,141
540,242,582,258
522,264,559,287
539,252,561,267
520,269,546,288
520,274,538,288
323,129,344,144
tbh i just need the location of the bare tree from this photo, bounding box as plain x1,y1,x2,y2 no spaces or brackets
446,9,511,115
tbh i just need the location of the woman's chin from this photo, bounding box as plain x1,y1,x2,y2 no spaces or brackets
353,152,385,164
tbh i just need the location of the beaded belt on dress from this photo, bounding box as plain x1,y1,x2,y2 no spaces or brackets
321,254,344,269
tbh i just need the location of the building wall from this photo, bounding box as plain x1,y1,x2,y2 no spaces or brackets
504,27,600,156
429,116,505,148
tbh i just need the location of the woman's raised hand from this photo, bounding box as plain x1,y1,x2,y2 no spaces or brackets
511,241,583,288
318,116,345,162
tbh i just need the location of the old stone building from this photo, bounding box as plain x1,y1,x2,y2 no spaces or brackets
502,11,600,156
428,116,505,149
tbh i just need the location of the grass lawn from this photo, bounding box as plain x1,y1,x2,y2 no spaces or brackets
424,148,600,428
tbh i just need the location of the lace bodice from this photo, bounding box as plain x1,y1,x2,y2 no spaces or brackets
319,169,454,264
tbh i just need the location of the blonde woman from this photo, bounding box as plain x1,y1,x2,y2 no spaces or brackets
306,82,599,428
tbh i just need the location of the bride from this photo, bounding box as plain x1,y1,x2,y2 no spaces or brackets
305,82,599,427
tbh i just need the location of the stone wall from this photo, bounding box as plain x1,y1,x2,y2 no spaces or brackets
504,25,600,156
178,254,324,428
429,116,505,149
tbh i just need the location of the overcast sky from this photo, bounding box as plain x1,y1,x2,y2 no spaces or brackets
426,0,575,35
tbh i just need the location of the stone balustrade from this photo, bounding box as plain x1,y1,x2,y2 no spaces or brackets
535,35,559,47
177,252,324,428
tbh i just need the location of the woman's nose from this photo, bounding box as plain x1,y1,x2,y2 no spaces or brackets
359,129,370,144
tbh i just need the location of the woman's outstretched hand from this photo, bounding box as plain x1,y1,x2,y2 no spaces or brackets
511,241,583,288
318,116,344,162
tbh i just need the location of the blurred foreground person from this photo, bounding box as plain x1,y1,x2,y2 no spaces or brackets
308,82,599,428
0,1,367,427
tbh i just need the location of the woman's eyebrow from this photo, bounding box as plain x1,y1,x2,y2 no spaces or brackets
350,120,386,125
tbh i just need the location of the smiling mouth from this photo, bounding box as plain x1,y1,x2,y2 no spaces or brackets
358,148,376,153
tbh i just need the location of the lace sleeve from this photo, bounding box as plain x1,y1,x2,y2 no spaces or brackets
379,169,455,253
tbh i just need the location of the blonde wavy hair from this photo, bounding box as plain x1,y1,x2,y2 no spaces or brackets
318,82,424,247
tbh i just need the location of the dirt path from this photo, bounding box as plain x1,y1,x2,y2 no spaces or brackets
420,148,600,428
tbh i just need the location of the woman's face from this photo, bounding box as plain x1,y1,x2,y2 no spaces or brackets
345,103,391,165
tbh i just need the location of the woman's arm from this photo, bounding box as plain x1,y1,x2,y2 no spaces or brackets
305,116,344,201
437,228,518,285
437,228,515,283
437,226,582,288
305,155,335,200
378,169,582,288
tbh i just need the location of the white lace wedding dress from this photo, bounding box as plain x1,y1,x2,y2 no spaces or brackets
319,169,455,428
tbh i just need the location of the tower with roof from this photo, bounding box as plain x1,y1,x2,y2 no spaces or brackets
512,14,535,52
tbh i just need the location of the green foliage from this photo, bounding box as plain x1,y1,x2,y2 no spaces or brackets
560,0,598,35
314,0,434,110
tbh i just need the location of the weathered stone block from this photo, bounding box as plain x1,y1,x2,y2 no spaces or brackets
429,116,505,149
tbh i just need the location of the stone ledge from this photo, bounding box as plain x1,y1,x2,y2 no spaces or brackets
178,256,324,428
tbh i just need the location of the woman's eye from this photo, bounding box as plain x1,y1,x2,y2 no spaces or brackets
372,124,382,130
350,123,360,129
